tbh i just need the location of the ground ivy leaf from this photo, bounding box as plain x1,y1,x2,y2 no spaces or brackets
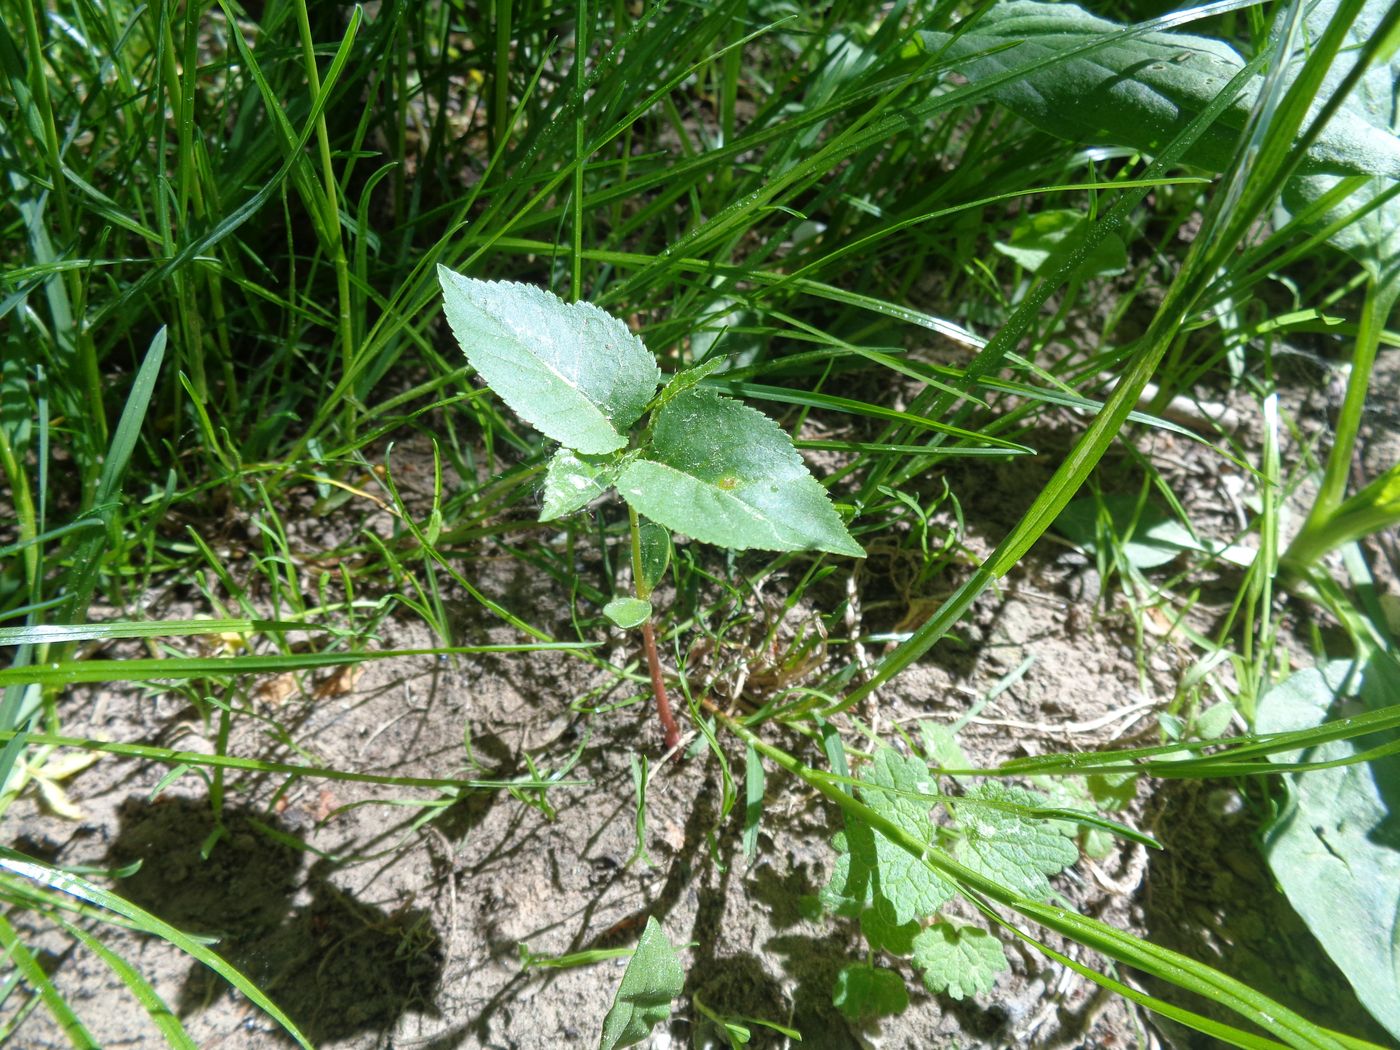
859,906,919,956
597,917,684,1050
540,449,620,521
438,269,660,454
857,749,957,924
820,828,873,919
832,964,909,1020
602,597,651,629
953,782,1079,900
616,388,863,557
912,922,1009,1001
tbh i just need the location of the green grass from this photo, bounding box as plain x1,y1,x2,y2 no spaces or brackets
2,0,1399,1045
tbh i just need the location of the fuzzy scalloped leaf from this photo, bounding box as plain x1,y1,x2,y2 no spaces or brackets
832,964,909,1021
912,922,1009,1001
922,0,1400,180
860,905,919,956
953,782,1079,900
540,449,621,521
616,388,863,557
438,269,660,455
856,749,957,924
597,917,685,1050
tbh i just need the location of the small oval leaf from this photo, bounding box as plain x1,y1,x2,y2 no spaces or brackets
540,449,620,522
603,597,652,629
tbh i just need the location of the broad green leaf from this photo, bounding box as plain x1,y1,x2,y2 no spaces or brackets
912,922,1009,1001
1281,0,1400,290
1055,494,1203,571
437,269,660,454
541,449,620,521
922,1,1400,180
994,209,1126,277
831,964,908,1020
952,782,1079,900
603,597,652,629
1258,659,1400,1041
855,749,957,924
597,917,685,1050
616,389,863,557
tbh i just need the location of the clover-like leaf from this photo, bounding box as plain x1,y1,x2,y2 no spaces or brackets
952,782,1079,900
616,388,863,557
438,269,660,454
832,964,908,1021
912,922,1008,1001
597,917,684,1050
541,449,621,521
856,749,957,924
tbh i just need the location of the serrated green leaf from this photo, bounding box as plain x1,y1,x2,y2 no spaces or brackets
912,922,1009,1001
541,449,621,521
653,357,728,411
923,1,1400,180
616,388,863,557
597,917,685,1050
818,830,867,919
856,749,957,923
953,782,1079,900
994,209,1126,277
831,964,908,1020
438,269,660,454
603,597,652,629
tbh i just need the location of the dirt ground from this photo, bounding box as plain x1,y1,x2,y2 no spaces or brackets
4,348,1397,1050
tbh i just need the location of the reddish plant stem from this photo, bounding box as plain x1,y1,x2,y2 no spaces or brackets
641,620,680,752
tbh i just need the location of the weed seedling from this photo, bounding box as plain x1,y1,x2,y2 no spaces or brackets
437,269,864,750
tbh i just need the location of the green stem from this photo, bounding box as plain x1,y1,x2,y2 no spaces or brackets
1283,276,1393,573
629,507,679,750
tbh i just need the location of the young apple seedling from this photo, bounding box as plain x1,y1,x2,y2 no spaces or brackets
438,267,864,751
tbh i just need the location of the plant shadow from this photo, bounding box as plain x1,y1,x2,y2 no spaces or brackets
108,795,446,1046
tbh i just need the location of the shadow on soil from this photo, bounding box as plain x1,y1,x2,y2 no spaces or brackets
1140,780,1394,1048
108,796,446,1046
